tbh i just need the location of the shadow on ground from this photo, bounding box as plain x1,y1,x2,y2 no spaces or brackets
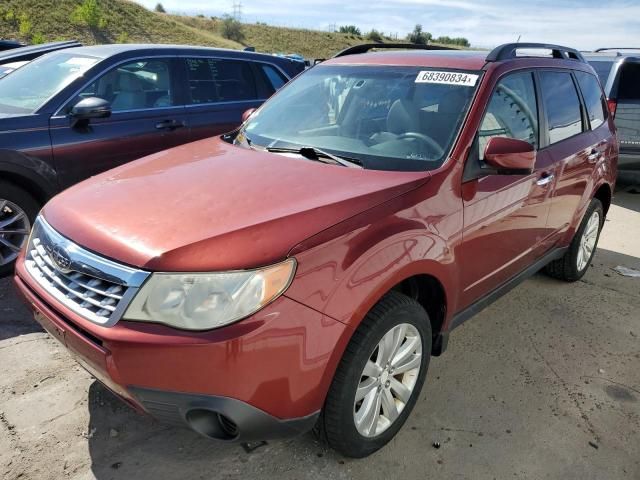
85,382,330,479
0,277,42,340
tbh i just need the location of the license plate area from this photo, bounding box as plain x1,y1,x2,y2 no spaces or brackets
34,307,66,346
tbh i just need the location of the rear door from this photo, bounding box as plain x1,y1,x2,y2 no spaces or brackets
612,61,640,171
459,71,554,308
536,70,598,237
49,57,190,188
182,57,284,141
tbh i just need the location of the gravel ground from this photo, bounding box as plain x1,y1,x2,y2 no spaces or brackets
0,192,638,480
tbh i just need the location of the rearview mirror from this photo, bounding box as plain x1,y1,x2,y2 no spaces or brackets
70,97,111,124
483,137,535,174
242,108,256,123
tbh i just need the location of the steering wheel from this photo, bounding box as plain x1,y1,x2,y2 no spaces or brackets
397,132,445,158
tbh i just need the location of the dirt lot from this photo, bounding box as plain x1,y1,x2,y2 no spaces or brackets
1,192,639,480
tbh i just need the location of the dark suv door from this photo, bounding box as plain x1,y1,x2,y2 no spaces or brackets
182,57,286,141
49,57,190,188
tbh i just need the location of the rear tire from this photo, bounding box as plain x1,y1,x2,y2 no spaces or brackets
317,291,432,458
544,198,603,282
0,181,39,276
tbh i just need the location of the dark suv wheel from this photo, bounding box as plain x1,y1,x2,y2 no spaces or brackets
0,181,38,276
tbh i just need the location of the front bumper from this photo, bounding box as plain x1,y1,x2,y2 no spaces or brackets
15,259,350,441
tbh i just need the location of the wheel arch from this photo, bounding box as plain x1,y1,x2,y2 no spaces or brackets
0,154,58,205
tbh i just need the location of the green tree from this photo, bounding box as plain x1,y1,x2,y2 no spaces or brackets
338,25,361,36
407,24,432,45
154,3,166,13
220,14,244,42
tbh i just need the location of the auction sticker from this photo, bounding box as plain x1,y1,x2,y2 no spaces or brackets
415,71,479,86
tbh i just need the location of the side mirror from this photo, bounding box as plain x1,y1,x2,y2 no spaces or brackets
70,97,111,124
242,108,256,123
483,137,535,174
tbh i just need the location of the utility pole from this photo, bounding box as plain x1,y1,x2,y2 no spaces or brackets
232,1,242,21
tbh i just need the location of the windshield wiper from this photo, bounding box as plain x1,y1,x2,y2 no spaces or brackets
265,146,363,168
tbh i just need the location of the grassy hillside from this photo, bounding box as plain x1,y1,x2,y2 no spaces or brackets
0,0,461,59
0,0,240,48
170,15,371,59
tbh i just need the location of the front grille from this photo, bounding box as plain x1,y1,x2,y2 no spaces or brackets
24,217,149,327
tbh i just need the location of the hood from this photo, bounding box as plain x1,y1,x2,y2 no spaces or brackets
43,137,430,271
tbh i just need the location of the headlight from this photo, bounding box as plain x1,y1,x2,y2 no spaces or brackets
123,258,296,330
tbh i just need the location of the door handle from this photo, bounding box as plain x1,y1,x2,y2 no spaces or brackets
587,148,602,163
536,173,555,187
155,119,185,130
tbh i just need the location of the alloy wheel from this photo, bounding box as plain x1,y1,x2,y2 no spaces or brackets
0,199,31,267
353,323,422,438
577,210,600,272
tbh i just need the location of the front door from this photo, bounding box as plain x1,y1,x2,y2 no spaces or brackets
50,57,190,188
459,71,555,308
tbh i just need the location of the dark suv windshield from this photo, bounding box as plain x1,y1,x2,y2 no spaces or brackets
0,52,99,114
239,65,480,171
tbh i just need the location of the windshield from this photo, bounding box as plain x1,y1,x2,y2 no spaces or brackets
239,65,480,171
0,52,99,114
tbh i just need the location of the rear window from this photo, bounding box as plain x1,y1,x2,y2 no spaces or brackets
588,60,614,86
618,63,640,100
185,58,258,104
261,64,287,90
575,71,606,130
539,71,583,145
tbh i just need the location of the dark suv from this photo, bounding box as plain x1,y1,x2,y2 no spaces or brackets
15,43,616,458
584,48,640,185
0,44,303,273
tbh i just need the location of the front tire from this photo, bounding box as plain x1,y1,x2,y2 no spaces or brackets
318,291,432,458
545,198,603,282
0,181,38,276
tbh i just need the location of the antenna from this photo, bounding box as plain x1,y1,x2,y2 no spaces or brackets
516,34,521,44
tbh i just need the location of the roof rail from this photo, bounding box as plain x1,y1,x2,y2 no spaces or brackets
486,43,586,63
595,47,640,53
0,40,82,63
333,43,455,58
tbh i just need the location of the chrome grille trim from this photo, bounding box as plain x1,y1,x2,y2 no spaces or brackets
24,216,150,327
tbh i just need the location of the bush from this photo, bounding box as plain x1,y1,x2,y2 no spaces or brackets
18,13,32,36
407,24,431,45
154,3,166,13
71,0,107,29
116,31,129,43
366,29,383,42
31,32,45,44
339,25,361,36
433,35,470,47
220,14,244,42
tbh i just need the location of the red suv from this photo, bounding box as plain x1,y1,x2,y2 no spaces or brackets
14,43,617,458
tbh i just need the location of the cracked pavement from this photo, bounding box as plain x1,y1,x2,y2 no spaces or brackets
0,191,639,480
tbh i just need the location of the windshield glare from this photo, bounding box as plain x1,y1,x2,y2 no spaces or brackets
0,52,99,114
240,65,479,171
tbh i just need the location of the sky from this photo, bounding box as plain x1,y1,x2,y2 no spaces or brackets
134,0,638,50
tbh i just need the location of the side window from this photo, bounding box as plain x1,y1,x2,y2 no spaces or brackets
575,71,607,130
74,59,174,112
479,72,538,159
185,58,258,104
539,71,583,144
261,64,287,90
